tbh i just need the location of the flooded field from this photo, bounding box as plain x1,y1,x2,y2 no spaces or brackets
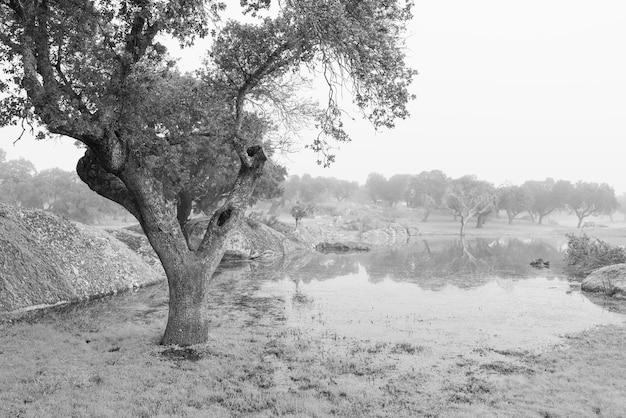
33,236,622,352
2,236,626,417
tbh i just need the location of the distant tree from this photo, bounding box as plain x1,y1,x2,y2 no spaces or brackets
299,174,327,203
0,151,36,207
406,170,449,221
29,168,105,223
444,176,495,236
0,152,128,223
474,186,497,228
326,177,359,202
617,193,626,221
521,178,571,224
566,181,618,228
282,175,301,203
366,172,388,204
386,174,411,206
496,185,533,224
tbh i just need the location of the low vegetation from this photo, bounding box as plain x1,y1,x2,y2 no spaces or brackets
563,233,626,278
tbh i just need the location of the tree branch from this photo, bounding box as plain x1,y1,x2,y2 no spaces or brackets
76,148,142,222
197,145,267,256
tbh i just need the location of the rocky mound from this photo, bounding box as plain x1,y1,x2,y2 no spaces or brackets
110,217,320,265
581,263,626,298
0,204,164,314
359,223,420,245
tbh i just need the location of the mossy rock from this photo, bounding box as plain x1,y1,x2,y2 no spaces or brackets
581,264,626,298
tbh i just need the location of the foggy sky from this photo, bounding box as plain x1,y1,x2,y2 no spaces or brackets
1,0,625,193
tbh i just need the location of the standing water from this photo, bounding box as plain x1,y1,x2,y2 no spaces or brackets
9,237,624,355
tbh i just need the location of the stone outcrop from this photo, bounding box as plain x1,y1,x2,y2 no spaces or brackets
581,263,626,298
315,242,371,253
0,204,164,314
359,223,419,245
183,217,313,259
111,217,319,264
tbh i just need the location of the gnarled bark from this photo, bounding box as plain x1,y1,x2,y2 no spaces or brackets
161,145,266,346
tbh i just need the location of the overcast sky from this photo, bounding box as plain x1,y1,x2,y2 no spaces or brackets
1,0,625,193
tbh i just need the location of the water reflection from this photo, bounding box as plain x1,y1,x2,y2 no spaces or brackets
258,270,623,354
249,237,623,353
17,237,623,357
288,237,565,290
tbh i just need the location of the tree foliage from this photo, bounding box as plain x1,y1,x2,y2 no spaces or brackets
496,185,533,225
444,176,495,235
521,178,571,224
0,153,127,223
365,172,408,206
326,177,359,202
405,170,449,221
565,181,618,228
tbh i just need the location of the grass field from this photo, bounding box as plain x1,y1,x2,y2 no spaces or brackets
1,294,625,417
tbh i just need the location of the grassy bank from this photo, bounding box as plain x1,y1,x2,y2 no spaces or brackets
1,285,625,417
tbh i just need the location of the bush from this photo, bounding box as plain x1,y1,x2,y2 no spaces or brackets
563,233,626,278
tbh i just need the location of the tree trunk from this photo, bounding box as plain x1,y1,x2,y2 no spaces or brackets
476,213,488,228
577,217,584,228
421,209,430,222
506,210,514,225
161,255,219,346
538,214,544,225
131,147,267,346
459,217,467,236
162,145,267,346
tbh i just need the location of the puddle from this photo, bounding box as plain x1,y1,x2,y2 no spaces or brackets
257,265,624,354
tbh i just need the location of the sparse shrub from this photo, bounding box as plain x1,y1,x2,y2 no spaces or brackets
563,233,626,278
290,204,309,228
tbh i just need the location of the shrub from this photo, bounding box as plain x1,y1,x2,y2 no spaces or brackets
563,233,626,278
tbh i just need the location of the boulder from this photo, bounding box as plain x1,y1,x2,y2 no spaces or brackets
184,217,311,259
581,263,626,298
0,204,164,313
315,242,370,253
360,223,419,245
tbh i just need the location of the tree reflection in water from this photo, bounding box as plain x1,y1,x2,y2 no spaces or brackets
280,237,565,292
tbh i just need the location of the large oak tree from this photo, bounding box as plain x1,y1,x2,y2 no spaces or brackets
0,0,416,345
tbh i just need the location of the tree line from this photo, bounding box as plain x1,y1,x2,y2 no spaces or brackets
281,170,625,232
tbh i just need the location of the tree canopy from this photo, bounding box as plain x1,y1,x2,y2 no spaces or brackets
565,181,618,228
444,176,495,235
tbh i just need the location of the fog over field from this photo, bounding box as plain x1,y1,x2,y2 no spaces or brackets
2,0,625,192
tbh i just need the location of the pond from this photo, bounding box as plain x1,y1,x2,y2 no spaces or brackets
234,237,624,358
22,236,625,357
